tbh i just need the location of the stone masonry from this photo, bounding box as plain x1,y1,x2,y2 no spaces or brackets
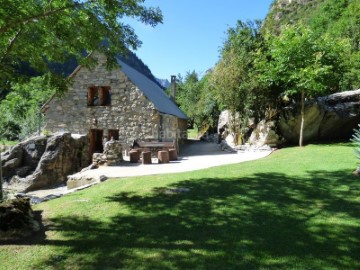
43,53,186,144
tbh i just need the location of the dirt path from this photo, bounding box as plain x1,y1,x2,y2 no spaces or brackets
26,140,272,199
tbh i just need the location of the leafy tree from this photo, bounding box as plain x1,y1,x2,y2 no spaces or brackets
0,0,163,89
262,24,348,146
176,71,200,127
263,0,360,90
0,74,57,140
176,71,220,132
211,20,265,144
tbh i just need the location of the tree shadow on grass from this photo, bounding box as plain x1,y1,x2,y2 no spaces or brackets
33,170,360,269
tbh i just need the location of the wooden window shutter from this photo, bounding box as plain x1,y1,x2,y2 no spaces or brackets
88,87,95,106
99,87,105,106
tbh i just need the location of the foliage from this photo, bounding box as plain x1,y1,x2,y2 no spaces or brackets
0,143,359,269
0,74,57,140
263,0,360,90
176,71,220,132
0,0,163,89
211,20,267,144
259,24,348,146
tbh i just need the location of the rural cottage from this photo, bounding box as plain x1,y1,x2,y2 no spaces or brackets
42,53,188,156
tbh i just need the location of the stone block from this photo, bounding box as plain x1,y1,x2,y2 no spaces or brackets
129,150,139,163
142,151,152,164
168,149,178,161
158,150,169,164
67,173,107,190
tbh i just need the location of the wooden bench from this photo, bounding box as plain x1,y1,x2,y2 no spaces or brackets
132,140,176,157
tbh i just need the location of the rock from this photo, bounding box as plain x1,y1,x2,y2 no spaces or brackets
80,163,99,172
279,89,360,143
219,140,237,153
4,158,21,170
22,136,47,168
15,166,33,178
2,144,23,162
92,139,123,166
0,198,41,240
249,120,283,147
218,110,232,133
67,173,108,190
2,146,23,178
4,133,90,192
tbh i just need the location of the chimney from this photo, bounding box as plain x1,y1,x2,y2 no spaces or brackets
170,75,176,102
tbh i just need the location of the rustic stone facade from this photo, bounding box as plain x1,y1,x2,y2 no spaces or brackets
43,53,187,152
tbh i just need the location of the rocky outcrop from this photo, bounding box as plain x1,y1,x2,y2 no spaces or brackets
2,133,89,192
2,136,47,180
279,89,360,143
249,120,283,147
218,110,255,143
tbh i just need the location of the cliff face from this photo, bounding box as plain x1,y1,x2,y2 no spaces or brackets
263,0,322,33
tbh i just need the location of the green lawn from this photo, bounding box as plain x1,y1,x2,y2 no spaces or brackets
1,143,360,270
187,128,199,139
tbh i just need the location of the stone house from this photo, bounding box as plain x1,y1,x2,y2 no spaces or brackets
42,53,187,157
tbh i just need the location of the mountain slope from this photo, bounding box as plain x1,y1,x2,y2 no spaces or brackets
263,0,360,89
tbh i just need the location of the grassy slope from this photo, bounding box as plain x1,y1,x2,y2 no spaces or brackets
0,143,359,270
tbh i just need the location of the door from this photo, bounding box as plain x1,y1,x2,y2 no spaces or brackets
90,129,104,157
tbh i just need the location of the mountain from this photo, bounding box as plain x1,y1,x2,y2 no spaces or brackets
263,0,360,90
156,78,170,89
264,0,360,43
118,50,165,89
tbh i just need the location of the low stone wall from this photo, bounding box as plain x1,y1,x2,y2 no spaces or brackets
92,139,123,166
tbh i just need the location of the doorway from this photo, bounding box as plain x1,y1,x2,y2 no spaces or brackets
90,129,104,157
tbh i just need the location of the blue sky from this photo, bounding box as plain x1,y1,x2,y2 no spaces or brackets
127,0,274,80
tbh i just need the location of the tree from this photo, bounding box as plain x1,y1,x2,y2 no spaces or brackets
0,0,163,89
0,74,58,140
176,71,220,132
263,24,348,146
211,20,264,145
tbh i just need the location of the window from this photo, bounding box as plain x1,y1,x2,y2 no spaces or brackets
88,86,111,106
108,129,119,140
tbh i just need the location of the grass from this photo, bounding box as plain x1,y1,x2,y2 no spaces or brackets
1,143,360,269
187,128,199,139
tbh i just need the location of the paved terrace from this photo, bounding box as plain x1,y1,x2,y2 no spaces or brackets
26,140,272,199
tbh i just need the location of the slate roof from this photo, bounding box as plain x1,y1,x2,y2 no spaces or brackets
116,57,187,120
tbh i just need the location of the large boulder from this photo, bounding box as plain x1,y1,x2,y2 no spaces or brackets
249,120,283,147
3,133,89,192
279,89,360,143
218,110,254,143
1,137,47,179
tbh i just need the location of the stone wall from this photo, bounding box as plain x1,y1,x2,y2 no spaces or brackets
92,139,123,166
178,118,188,142
44,53,161,144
